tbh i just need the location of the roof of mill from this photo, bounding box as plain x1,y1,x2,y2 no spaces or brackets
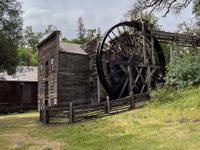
59,42,87,55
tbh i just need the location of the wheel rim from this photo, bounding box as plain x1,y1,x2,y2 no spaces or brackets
96,20,165,99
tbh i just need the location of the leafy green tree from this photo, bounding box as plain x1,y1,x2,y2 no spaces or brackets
17,25,56,66
61,37,82,44
0,0,23,74
17,48,38,66
125,9,162,30
20,25,56,51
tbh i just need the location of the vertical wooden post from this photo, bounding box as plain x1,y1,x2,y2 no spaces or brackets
46,107,49,124
39,109,42,121
128,65,133,94
170,43,173,61
142,21,147,64
69,102,73,124
42,107,46,123
43,106,49,124
130,91,135,109
106,96,110,114
173,41,178,58
147,66,151,92
150,24,156,65
97,77,101,103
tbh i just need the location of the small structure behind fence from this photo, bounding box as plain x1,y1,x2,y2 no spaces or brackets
41,92,149,124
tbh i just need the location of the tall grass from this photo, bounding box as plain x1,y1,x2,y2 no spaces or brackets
149,84,200,109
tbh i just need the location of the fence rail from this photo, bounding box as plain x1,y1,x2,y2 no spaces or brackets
41,92,150,124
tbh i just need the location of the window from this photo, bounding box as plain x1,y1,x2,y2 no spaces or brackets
40,63,43,76
51,99,54,106
45,81,48,97
89,77,93,87
51,78,54,93
45,61,49,77
54,98,57,105
51,57,54,71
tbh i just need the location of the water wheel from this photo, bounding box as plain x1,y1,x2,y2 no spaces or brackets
96,20,165,99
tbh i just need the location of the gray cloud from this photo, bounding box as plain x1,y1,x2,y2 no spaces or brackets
22,0,133,38
22,0,193,39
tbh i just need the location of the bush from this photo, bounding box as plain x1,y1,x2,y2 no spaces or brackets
165,54,200,89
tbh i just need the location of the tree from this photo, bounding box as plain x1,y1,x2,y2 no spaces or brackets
20,25,56,51
0,0,23,74
132,0,195,17
17,48,38,66
125,9,162,30
17,25,57,66
76,17,86,43
61,37,82,44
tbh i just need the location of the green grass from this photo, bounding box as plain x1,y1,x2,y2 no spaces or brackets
149,84,200,109
1,85,200,149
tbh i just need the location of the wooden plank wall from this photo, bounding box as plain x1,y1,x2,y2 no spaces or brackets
0,81,37,112
82,38,108,103
57,52,92,105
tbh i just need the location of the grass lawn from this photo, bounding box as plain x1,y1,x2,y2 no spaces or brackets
1,86,200,150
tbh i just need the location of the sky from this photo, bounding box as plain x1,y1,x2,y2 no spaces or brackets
22,0,194,39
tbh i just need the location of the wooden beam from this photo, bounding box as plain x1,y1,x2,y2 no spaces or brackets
142,21,147,64
119,78,128,98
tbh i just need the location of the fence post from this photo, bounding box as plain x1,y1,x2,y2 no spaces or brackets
46,107,49,124
130,91,135,109
106,96,110,114
69,102,73,124
40,109,43,121
43,106,49,124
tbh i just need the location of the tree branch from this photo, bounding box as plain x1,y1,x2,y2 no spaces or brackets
133,0,194,17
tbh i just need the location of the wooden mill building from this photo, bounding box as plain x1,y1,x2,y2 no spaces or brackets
37,31,105,109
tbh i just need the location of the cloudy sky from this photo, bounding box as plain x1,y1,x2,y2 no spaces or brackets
22,0,193,39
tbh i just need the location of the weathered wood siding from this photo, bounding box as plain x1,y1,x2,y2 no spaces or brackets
37,31,60,109
82,38,108,103
58,52,91,105
0,81,37,110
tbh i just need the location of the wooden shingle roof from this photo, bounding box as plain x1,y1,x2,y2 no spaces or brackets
59,42,87,55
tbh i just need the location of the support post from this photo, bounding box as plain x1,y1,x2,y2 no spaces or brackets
150,24,156,65
97,77,101,103
175,42,178,58
43,106,49,124
130,91,135,109
39,109,42,121
170,43,173,61
106,96,110,114
69,102,73,124
142,21,147,64
128,65,133,94
147,66,151,92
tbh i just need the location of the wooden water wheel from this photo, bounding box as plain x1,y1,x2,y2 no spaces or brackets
96,20,165,100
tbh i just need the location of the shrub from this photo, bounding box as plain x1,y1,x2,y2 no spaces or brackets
165,54,200,89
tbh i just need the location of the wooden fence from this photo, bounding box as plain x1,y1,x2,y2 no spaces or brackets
41,92,150,124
